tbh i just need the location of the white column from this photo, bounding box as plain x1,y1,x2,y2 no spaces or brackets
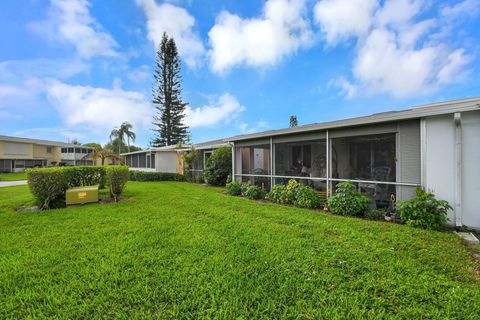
454,113,462,226
326,130,330,195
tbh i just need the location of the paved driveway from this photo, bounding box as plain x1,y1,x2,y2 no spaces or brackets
0,180,28,187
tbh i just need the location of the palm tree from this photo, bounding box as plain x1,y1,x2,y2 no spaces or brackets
119,122,136,153
110,127,121,155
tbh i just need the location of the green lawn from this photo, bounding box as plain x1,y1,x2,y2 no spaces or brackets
0,182,479,319
0,172,27,181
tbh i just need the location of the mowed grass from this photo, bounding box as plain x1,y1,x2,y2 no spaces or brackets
0,182,479,319
0,172,27,181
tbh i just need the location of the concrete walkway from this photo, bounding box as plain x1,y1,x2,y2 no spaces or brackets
0,180,28,187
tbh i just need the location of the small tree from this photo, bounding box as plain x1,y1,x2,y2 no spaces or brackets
204,147,232,186
289,115,298,127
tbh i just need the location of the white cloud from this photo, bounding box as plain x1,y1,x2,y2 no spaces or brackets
329,77,358,98
375,0,422,28
236,120,269,134
314,0,474,98
208,0,313,73
0,59,90,82
437,49,473,84
314,0,377,45
29,0,117,58
127,65,151,82
185,93,245,127
441,0,480,19
136,0,205,68
13,127,89,143
45,80,153,131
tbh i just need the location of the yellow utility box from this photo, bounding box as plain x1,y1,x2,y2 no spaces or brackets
66,185,99,205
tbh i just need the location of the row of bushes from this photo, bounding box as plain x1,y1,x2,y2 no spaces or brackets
226,179,450,231
129,171,185,182
26,166,129,209
226,179,324,209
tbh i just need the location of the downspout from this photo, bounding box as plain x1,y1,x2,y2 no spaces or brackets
454,113,462,227
270,137,273,190
231,142,235,182
326,130,330,196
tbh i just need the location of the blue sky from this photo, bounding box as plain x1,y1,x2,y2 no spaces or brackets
0,0,479,147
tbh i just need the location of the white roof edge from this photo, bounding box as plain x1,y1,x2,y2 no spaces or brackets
226,97,480,142
0,135,94,148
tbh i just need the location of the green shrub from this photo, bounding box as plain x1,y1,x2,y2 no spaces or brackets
266,184,286,203
396,188,451,230
226,181,243,196
283,179,300,204
63,166,106,189
26,167,69,209
105,166,129,202
129,171,185,182
204,147,232,186
328,182,370,216
267,181,322,209
27,166,107,209
244,185,266,200
365,208,387,221
293,184,323,209
240,182,250,195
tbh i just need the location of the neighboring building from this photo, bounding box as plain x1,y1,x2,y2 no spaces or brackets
122,139,230,174
226,97,480,229
0,135,100,172
122,145,187,174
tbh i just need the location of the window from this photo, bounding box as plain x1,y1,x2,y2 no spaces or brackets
331,133,396,208
275,140,326,178
139,153,146,168
61,148,67,153
46,146,53,154
68,148,74,153
150,154,155,168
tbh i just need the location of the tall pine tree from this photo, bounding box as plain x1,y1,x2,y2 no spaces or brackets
151,33,189,147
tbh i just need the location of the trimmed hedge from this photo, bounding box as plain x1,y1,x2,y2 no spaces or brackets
27,167,69,209
129,171,185,182
63,166,106,189
106,166,129,202
26,166,127,209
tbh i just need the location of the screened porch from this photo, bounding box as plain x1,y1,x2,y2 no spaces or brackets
233,121,421,208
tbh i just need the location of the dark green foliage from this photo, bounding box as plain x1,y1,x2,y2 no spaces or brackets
293,184,323,209
151,33,189,147
26,168,69,209
328,182,370,216
204,147,232,186
226,181,243,196
26,166,124,209
105,166,129,202
289,115,298,127
63,166,106,189
243,185,266,200
267,180,322,209
266,184,286,203
1,182,480,318
365,208,387,221
397,188,451,230
129,171,185,182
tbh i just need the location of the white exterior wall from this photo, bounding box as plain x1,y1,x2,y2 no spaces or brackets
423,111,480,229
461,111,480,228
155,151,178,173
